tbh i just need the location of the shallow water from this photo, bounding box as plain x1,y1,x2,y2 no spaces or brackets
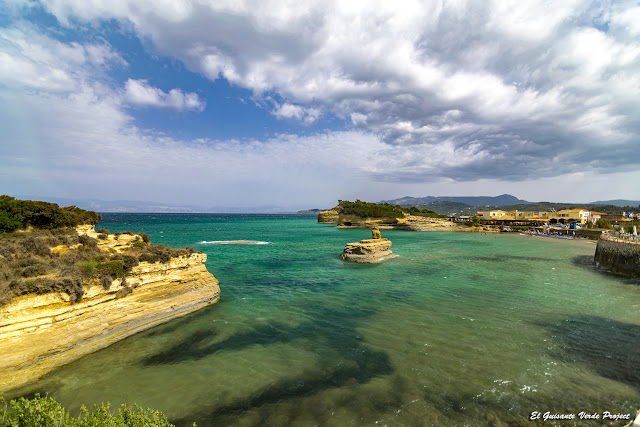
10,214,640,426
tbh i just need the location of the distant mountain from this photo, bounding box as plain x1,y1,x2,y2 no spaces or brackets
380,194,529,207
414,201,476,216
590,199,640,207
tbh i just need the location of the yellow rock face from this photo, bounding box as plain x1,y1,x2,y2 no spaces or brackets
0,253,220,394
340,238,397,263
317,209,340,223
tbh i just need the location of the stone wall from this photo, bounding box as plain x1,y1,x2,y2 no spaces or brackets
594,237,640,278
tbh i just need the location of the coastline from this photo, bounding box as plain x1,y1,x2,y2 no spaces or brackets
0,224,221,395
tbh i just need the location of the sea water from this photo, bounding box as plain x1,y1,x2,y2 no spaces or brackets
9,214,640,426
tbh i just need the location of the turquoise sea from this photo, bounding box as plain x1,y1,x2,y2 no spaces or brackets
9,214,640,426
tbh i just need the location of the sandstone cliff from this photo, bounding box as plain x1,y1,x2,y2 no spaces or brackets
0,228,220,394
318,209,340,224
337,213,399,227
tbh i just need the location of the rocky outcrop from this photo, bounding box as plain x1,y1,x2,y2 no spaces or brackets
337,213,399,227
318,209,340,224
340,228,397,263
0,253,220,394
594,236,640,278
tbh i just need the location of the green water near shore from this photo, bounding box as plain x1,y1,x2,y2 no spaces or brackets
9,214,640,426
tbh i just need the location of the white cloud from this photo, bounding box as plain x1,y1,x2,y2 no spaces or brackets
271,102,320,124
0,25,125,92
3,1,640,205
123,79,205,112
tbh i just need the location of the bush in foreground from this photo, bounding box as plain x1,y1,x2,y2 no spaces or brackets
0,394,181,426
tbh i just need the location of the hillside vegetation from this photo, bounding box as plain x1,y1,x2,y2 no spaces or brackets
338,200,444,218
0,196,101,232
0,197,194,305
0,394,174,426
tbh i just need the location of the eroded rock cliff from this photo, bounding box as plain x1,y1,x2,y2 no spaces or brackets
318,209,340,224
0,233,220,394
340,227,397,263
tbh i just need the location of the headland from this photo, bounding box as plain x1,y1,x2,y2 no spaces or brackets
0,197,220,393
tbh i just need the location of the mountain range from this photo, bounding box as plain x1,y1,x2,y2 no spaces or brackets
380,194,530,207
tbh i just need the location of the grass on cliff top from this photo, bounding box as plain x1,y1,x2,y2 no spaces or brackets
0,227,196,306
338,200,445,219
0,394,180,426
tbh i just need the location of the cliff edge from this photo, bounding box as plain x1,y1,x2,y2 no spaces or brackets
0,226,220,394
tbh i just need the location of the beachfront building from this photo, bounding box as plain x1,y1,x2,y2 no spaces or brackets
549,209,591,224
599,213,634,224
480,210,508,220
475,208,607,225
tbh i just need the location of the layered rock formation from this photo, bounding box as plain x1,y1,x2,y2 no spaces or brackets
0,230,220,394
337,213,399,228
318,209,340,223
340,227,397,263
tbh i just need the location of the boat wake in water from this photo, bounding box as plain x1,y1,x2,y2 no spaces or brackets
199,240,271,245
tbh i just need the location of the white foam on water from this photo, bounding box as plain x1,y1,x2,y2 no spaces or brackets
199,240,271,245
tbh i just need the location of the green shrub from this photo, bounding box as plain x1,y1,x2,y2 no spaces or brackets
133,240,145,248
0,195,101,233
118,255,139,272
338,200,404,218
0,394,175,426
77,260,98,276
97,260,125,278
138,232,151,243
95,228,109,234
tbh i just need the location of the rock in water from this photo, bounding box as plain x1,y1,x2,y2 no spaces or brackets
340,227,397,263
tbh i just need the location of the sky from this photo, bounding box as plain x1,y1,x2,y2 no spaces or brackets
1,0,639,211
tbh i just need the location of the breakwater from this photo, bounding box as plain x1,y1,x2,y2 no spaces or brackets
594,236,640,278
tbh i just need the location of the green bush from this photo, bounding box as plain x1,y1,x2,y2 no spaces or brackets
338,200,404,218
595,219,612,229
0,195,101,233
0,394,176,426
97,260,125,278
77,260,98,276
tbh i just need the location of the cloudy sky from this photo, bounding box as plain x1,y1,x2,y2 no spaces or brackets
1,0,639,210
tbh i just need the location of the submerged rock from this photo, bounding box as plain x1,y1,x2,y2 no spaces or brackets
340,227,397,263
